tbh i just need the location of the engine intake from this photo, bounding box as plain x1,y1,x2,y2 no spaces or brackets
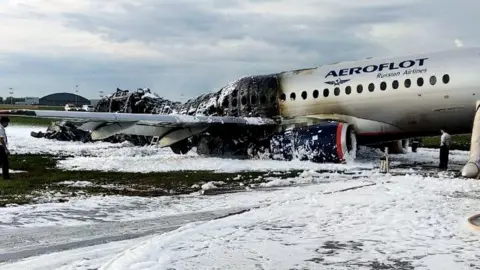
270,121,357,163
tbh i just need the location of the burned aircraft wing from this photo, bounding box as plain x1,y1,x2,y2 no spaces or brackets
0,109,278,141
2,73,283,149
0,109,277,126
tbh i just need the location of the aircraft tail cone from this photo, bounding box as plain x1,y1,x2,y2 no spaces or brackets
461,162,479,178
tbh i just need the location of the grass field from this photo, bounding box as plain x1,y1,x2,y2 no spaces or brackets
10,117,56,126
0,154,302,206
0,104,62,126
420,134,471,150
0,104,64,111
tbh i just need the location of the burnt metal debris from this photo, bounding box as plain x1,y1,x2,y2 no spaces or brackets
30,74,281,148
30,88,183,145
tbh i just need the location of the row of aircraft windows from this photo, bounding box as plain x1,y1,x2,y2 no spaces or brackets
279,74,450,101
226,94,275,107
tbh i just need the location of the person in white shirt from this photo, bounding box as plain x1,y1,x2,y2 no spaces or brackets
0,116,10,179
439,128,451,169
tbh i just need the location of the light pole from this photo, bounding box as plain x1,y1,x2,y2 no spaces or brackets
9,87,13,105
75,85,79,106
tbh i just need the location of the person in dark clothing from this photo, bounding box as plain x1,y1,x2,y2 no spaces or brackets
439,128,451,170
0,116,10,179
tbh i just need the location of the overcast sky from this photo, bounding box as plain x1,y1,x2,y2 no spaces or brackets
0,0,478,101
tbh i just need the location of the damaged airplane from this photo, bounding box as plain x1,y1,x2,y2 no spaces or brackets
2,47,480,164
30,88,182,146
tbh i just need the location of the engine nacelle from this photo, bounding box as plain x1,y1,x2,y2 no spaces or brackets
269,121,357,163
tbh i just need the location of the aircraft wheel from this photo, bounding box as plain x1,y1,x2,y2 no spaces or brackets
170,139,191,155
196,136,211,156
210,136,224,156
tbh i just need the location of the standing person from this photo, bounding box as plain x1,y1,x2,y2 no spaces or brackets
0,116,10,179
439,128,451,170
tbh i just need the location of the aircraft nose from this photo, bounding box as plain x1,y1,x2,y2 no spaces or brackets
461,162,479,178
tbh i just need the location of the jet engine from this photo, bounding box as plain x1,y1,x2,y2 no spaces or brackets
269,121,357,163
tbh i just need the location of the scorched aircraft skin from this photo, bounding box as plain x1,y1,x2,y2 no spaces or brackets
2,47,480,163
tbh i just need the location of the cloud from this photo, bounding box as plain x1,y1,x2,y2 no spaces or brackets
0,0,478,100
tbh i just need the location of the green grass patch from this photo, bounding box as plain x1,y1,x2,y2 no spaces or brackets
10,117,56,126
0,154,304,206
420,134,471,151
0,105,64,111
0,104,62,126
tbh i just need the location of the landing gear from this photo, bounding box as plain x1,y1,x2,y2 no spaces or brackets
196,135,212,156
194,135,232,157
170,139,192,154
247,141,271,159
410,138,421,153
179,130,273,159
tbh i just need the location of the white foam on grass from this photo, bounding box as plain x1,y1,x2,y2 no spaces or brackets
100,174,480,270
7,125,375,172
0,170,365,228
7,125,469,173
8,125,133,156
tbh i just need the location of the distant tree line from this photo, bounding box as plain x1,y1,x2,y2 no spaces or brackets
1,97,37,104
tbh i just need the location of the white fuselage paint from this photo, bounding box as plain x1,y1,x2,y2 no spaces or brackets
277,47,480,139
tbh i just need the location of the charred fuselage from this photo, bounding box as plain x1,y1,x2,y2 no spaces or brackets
171,74,282,158
168,74,356,163
177,74,280,118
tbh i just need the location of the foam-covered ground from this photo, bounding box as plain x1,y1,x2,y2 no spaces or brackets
8,125,375,172
1,171,360,228
2,172,480,270
99,174,480,270
7,125,468,173
1,125,479,269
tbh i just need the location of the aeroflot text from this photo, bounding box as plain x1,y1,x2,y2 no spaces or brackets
325,58,428,78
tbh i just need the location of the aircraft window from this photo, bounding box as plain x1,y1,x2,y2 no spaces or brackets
334,87,340,96
380,82,387,91
313,89,319,98
392,80,399,89
430,76,437,85
345,86,351,95
368,83,375,92
301,91,307,100
251,95,257,104
260,95,267,104
241,96,247,105
268,79,276,90
417,77,424,87
280,93,286,101
232,97,238,107
222,97,229,107
405,79,411,88
443,74,450,84
323,88,329,97
290,92,296,100
357,84,363,93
